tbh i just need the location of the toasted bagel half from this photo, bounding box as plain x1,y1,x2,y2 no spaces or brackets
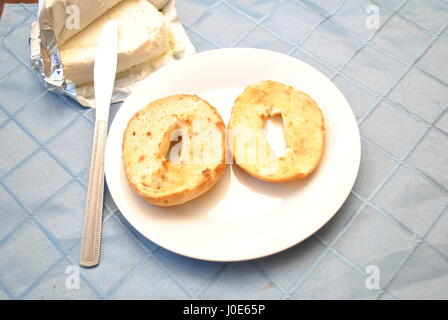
228,81,325,182
123,95,226,206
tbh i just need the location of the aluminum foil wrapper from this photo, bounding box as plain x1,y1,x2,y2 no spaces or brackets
30,0,195,108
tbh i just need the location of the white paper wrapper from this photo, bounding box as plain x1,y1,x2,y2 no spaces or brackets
30,0,195,107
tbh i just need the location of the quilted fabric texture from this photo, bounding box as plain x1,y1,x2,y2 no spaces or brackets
0,0,447,300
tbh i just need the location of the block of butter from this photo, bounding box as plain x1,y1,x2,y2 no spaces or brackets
32,0,195,107
39,0,123,46
60,0,171,85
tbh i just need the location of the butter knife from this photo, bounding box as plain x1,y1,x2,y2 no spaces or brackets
80,20,119,267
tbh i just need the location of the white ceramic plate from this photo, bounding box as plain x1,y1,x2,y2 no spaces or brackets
105,48,361,262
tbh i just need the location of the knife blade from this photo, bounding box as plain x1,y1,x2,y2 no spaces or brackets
80,20,119,268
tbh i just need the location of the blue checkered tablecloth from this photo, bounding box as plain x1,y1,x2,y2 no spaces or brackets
0,0,447,300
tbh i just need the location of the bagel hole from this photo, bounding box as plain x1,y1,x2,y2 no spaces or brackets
263,114,287,158
167,134,183,164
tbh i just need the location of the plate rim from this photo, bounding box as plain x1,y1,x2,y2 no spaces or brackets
105,47,361,262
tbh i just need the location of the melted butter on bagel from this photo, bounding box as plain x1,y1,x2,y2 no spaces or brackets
228,81,325,182
123,95,226,206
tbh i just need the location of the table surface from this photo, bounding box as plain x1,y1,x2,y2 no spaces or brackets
0,0,447,300
0,1,37,18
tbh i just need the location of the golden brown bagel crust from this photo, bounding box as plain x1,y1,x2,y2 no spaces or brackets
228,81,325,183
123,94,227,206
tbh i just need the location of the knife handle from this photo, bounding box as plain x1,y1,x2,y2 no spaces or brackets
80,119,108,267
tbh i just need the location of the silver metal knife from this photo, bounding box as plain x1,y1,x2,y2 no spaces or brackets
80,20,119,268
